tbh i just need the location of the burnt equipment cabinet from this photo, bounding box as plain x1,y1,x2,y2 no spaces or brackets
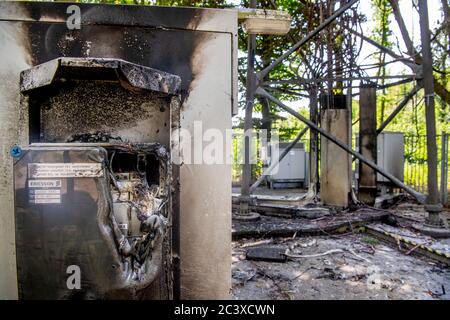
15,143,173,299
0,2,237,299
15,58,180,299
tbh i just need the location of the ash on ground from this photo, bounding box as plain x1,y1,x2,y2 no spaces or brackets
232,233,450,300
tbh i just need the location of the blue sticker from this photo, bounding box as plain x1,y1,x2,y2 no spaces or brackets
10,145,22,158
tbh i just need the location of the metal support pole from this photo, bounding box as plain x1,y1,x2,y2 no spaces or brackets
249,127,309,193
309,86,319,195
349,27,450,107
258,0,359,80
358,84,377,205
256,87,427,204
419,0,442,225
388,0,416,57
377,84,423,135
347,28,417,71
236,0,259,220
441,132,448,205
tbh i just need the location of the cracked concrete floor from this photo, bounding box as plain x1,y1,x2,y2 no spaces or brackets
232,233,450,300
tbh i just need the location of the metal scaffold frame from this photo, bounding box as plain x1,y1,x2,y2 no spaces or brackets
237,0,450,231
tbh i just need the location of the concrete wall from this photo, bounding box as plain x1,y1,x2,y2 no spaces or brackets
320,109,351,207
358,85,377,205
0,2,236,299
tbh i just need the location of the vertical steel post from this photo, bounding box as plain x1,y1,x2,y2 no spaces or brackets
238,0,259,218
358,84,378,205
309,85,319,194
441,132,449,205
419,0,442,224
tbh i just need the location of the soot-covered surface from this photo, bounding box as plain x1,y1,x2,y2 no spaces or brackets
232,234,450,300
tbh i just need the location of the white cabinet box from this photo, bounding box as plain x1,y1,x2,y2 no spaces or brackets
267,142,309,189
377,132,405,183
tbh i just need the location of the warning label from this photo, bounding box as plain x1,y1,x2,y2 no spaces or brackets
28,163,103,178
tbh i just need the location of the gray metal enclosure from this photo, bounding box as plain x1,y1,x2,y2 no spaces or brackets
268,142,308,189
0,1,237,299
377,132,405,184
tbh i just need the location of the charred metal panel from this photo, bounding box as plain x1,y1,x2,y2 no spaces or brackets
21,57,180,144
0,1,236,299
14,143,171,299
0,2,236,33
16,58,178,299
38,83,171,144
319,93,347,110
0,2,237,103
21,58,181,95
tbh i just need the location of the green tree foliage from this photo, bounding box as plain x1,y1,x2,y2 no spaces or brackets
366,0,450,136
370,0,393,124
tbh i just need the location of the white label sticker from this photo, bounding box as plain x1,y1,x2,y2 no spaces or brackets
31,194,61,199
29,180,62,188
29,188,61,204
30,198,61,204
32,189,61,195
28,163,103,178
118,223,128,230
